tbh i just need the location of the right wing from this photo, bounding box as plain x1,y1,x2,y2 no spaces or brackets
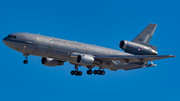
95,55,175,63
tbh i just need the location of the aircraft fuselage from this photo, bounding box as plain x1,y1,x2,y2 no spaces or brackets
3,33,142,70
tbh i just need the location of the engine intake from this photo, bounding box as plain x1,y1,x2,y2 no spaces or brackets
76,54,94,65
41,57,64,67
120,40,158,55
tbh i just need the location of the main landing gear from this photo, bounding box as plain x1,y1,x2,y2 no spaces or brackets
94,70,105,75
87,70,93,75
23,53,29,64
71,65,82,76
71,65,105,76
91,65,105,75
87,70,105,75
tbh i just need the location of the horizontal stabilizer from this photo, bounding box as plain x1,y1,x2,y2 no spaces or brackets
123,62,157,70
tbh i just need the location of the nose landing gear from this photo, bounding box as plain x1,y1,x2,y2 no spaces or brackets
23,60,28,64
23,53,29,64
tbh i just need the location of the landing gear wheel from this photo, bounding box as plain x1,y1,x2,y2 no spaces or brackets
74,71,78,76
101,71,105,75
78,71,82,76
23,60,28,64
89,70,93,74
71,65,83,76
73,71,82,76
94,70,97,75
71,71,75,75
87,70,93,75
87,70,90,74
97,70,101,75
23,53,29,64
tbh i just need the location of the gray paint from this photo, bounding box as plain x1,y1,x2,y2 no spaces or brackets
3,24,175,71
132,23,157,44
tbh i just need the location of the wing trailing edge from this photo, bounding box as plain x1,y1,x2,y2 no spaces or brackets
95,55,175,63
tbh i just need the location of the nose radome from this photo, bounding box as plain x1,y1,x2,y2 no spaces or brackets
3,37,6,44
3,37,9,46
3,37,14,49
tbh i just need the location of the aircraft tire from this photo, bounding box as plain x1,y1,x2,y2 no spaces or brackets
87,70,90,74
97,70,101,75
71,71,75,75
89,70,93,74
87,70,93,75
94,70,97,74
23,60,28,64
74,71,78,76
101,71,105,75
78,71,82,76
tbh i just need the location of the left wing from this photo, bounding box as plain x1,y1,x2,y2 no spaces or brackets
95,55,175,63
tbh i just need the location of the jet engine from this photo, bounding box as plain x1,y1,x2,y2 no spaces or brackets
119,40,158,55
76,54,94,65
41,57,64,67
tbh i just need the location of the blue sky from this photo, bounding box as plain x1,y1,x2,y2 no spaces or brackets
0,0,180,101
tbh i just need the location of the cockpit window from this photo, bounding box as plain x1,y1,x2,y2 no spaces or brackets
7,35,17,39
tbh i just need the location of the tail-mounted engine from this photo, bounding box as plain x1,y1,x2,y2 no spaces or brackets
119,40,158,55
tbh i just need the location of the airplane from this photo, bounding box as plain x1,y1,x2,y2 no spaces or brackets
3,23,175,76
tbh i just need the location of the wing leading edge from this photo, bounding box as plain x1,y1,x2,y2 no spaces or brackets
95,55,175,63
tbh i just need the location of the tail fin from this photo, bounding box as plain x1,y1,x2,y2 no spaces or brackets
133,23,157,44
132,23,157,50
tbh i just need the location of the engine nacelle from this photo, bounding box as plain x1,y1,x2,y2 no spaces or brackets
119,40,158,55
41,57,64,67
76,54,94,65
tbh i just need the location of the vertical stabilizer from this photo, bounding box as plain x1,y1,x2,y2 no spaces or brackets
132,23,157,44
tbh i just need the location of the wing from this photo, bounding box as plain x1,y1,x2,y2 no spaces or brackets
95,55,175,63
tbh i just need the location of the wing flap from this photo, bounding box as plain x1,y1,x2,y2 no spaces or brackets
95,55,175,63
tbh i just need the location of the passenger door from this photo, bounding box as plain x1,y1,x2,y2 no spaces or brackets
49,38,54,49
21,36,25,43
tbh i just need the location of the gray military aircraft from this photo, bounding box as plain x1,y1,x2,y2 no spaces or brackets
3,24,175,76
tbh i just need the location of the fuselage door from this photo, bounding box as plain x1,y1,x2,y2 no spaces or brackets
49,38,54,49
83,47,87,54
21,36,25,43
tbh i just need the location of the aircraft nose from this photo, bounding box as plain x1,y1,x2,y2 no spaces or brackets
3,37,14,48
3,37,7,44
3,37,10,46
